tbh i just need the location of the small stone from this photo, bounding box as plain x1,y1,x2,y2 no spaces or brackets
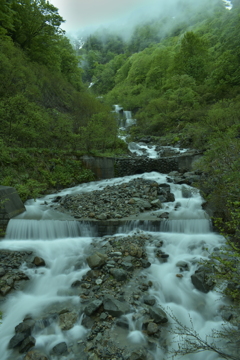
95,279,103,285
100,312,108,320
176,274,183,278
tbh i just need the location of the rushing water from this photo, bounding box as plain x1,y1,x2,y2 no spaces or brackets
0,172,227,360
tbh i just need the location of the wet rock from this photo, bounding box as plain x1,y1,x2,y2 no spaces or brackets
15,319,35,336
166,192,175,202
181,185,192,198
109,268,128,281
96,213,107,220
9,332,26,349
141,259,151,268
121,261,134,271
71,279,82,287
158,212,169,219
127,244,142,258
58,311,77,330
87,253,107,269
0,267,5,277
176,261,189,271
149,307,168,324
82,315,94,328
103,295,131,317
133,198,152,209
51,342,68,356
84,300,103,316
19,336,36,353
33,256,45,267
150,199,162,208
0,285,11,296
191,267,214,293
147,322,159,335
143,295,156,306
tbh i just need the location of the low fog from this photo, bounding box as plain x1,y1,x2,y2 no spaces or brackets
50,0,232,40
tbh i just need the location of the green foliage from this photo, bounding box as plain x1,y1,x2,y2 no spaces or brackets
0,148,95,201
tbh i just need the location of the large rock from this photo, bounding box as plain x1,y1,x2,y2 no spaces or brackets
109,268,128,281
58,311,77,330
15,319,35,336
19,336,36,353
149,307,168,324
87,253,107,269
133,198,152,209
51,342,68,356
103,295,131,317
84,299,103,316
9,332,26,349
191,267,214,293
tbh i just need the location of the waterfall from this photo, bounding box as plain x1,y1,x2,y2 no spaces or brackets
0,172,228,360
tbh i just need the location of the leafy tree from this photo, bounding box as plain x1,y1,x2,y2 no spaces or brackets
0,0,14,36
174,31,209,82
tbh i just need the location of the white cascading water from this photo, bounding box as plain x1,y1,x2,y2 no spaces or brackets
0,170,227,359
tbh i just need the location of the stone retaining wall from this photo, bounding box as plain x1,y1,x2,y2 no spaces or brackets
115,157,178,177
81,153,202,179
0,186,26,235
79,219,162,237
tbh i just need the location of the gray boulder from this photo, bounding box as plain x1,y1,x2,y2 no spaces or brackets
103,295,131,317
149,307,168,324
87,252,107,269
58,311,77,330
51,342,68,356
84,299,103,316
19,336,36,353
191,267,214,293
109,268,128,281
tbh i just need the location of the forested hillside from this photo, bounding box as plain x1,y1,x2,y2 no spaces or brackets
79,0,240,242
0,0,126,200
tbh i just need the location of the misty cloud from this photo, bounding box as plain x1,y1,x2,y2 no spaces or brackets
50,0,230,37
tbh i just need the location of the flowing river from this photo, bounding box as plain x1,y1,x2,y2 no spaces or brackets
0,168,228,360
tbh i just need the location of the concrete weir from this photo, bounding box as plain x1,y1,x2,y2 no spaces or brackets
0,186,26,234
81,153,202,179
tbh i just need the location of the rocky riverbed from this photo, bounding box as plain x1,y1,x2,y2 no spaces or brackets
1,227,221,360
1,167,237,360
52,171,201,221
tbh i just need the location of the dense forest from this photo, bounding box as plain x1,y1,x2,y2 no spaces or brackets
77,0,240,247
0,0,126,200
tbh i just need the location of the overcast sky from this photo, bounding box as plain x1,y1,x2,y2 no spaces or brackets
49,0,171,33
